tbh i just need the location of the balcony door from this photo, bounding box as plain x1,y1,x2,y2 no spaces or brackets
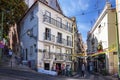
57,17,62,28
45,28,51,40
45,11,51,22
67,36,71,46
57,32,62,43
45,45,50,59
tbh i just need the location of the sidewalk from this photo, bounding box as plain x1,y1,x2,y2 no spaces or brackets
94,72,118,80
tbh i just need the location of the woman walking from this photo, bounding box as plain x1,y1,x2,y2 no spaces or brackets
81,63,85,78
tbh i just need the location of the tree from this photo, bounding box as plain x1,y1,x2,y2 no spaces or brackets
0,0,28,38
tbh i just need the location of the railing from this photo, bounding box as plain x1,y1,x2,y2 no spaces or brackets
43,52,53,59
43,15,73,33
43,33,55,42
43,51,72,61
43,33,72,47
56,37,72,47
55,54,64,60
65,56,72,61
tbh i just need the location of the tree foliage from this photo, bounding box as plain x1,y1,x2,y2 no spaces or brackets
0,0,28,37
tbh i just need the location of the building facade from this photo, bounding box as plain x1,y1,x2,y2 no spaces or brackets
116,0,120,77
87,3,118,74
19,0,74,72
71,17,85,72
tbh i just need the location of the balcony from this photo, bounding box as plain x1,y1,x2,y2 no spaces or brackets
56,37,72,47
44,33,55,42
55,53,64,60
43,15,73,33
43,52,53,59
65,56,72,61
43,33,73,47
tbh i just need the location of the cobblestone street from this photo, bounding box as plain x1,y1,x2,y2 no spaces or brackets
0,67,118,80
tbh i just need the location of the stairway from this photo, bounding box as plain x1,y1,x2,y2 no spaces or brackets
0,54,36,72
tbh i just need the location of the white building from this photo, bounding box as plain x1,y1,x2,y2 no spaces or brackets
19,0,74,73
87,3,118,74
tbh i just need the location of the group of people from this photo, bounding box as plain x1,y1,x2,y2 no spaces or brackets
52,64,72,76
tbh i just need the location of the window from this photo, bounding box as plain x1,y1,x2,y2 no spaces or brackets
45,11,51,17
44,63,50,70
56,47,62,60
45,28,51,40
44,45,50,59
67,36,71,46
66,22,72,32
30,11,34,21
57,17,62,28
98,24,101,33
66,22,70,30
65,49,72,61
57,47,61,53
44,11,51,22
57,32,62,43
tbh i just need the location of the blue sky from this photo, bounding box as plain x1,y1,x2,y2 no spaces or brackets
58,0,115,43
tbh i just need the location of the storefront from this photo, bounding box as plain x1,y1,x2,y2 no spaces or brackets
87,53,106,73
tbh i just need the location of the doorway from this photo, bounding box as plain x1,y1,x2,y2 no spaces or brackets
25,48,28,60
44,63,50,70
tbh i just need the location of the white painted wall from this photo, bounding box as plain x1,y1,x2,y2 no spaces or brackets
20,1,73,70
24,0,36,8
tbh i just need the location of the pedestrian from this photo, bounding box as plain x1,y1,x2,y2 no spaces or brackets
89,61,93,73
81,63,85,78
8,48,13,58
61,64,65,75
66,65,71,77
56,64,59,75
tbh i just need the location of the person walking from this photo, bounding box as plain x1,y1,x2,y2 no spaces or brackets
61,64,65,75
8,48,13,58
89,61,93,74
81,63,85,78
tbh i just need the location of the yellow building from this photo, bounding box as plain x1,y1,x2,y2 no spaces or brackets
116,0,120,77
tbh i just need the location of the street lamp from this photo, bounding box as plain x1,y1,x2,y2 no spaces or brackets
27,28,37,40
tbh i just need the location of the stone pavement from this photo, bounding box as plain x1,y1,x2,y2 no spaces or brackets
0,53,36,73
93,72,118,80
0,54,118,80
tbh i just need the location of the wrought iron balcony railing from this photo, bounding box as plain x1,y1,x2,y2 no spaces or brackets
55,54,64,60
43,15,73,33
65,56,72,61
43,33,55,42
43,52,53,59
56,37,72,47
43,33,73,47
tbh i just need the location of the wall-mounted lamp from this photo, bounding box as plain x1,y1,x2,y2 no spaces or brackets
27,28,37,40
